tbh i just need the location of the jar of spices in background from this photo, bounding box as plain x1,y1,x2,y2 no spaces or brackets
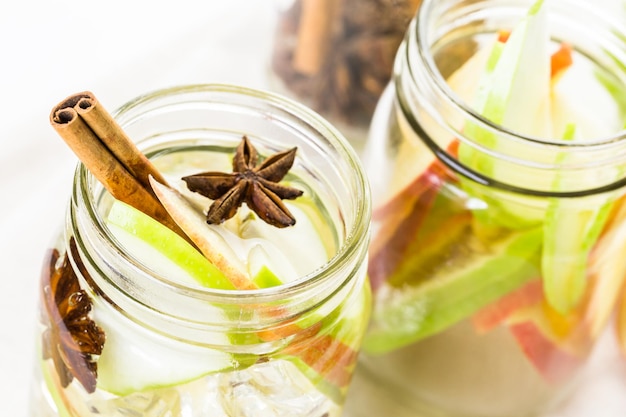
270,0,421,152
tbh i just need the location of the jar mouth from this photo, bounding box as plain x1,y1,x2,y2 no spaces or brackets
403,0,626,196
415,0,626,147
76,84,371,305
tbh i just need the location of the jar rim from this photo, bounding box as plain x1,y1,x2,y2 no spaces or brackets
74,83,371,305
415,0,626,147
398,0,626,196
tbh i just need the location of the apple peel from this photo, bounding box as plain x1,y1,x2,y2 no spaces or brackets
509,321,583,383
149,176,257,290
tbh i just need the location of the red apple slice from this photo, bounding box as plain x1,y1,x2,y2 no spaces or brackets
369,141,460,289
472,279,544,333
509,321,583,383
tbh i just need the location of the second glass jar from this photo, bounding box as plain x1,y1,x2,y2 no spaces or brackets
345,0,626,416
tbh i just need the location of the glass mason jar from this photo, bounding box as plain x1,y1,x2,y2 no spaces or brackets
344,1,626,417
29,84,371,417
269,0,422,151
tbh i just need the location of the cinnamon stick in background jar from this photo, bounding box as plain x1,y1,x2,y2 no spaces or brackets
271,0,421,130
292,0,342,75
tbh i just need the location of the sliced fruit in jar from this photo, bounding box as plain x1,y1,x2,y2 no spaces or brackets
458,0,552,228
508,320,583,383
542,54,625,314
542,197,613,314
364,226,543,354
277,278,370,402
369,141,460,290
472,279,544,334
471,278,586,382
149,177,256,289
107,200,236,290
541,125,613,314
94,303,232,396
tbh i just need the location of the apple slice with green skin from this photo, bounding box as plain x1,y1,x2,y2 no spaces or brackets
542,47,625,314
149,177,367,395
364,226,543,354
149,176,257,290
105,202,237,395
458,0,552,229
93,301,232,396
108,200,236,290
463,0,551,156
541,125,614,314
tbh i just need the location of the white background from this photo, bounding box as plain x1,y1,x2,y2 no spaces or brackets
1,1,626,416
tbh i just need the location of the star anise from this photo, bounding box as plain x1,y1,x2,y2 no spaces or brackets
182,136,304,228
41,237,105,393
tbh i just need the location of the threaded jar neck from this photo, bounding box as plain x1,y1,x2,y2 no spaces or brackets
68,84,370,346
396,0,626,196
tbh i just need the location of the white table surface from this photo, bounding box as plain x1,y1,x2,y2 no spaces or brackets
1,1,625,416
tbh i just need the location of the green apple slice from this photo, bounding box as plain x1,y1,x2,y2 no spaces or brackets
458,0,551,228
541,125,614,313
364,226,542,354
149,177,256,289
107,200,236,290
541,54,625,313
248,244,288,287
94,302,232,396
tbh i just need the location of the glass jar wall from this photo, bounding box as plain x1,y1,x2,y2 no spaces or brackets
30,85,371,417
345,1,626,416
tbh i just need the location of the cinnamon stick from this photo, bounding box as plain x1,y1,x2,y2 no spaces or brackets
293,0,342,75
50,91,186,239
74,95,168,190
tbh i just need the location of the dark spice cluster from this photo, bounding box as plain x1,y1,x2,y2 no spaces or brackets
41,238,105,393
183,136,303,228
272,0,421,126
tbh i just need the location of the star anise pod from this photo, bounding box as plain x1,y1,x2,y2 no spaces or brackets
182,136,304,228
40,237,105,393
